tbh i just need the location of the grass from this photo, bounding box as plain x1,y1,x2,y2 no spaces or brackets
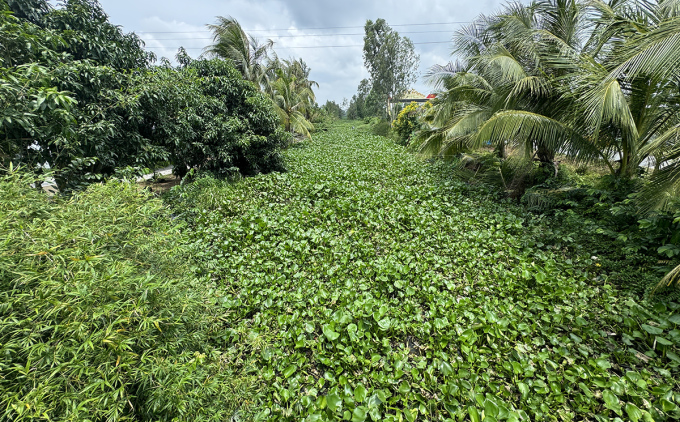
165,122,680,421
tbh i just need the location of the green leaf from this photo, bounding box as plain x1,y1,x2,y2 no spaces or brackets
484,399,499,418
403,408,416,422
667,351,680,362
398,381,411,394
323,324,340,341
595,358,612,369
468,406,481,422
656,336,673,346
625,403,643,422
440,361,453,376
661,398,678,412
352,406,368,422
602,390,622,415
578,383,593,397
378,317,391,331
668,314,680,325
283,364,297,378
641,324,663,335
327,393,342,412
517,382,529,399
354,385,367,402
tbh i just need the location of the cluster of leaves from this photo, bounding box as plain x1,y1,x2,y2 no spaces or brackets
0,170,260,420
346,78,385,120
322,100,345,120
1,1,287,191
131,55,289,179
0,0,156,190
167,123,680,421
392,102,431,146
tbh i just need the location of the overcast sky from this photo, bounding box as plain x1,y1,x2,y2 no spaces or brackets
96,0,510,105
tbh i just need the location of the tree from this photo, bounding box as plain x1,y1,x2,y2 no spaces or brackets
133,57,288,178
417,0,680,178
1,1,289,190
269,68,315,138
0,0,158,191
363,19,419,112
5,0,49,24
204,16,274,90
322,100,343,119
346,78,383,120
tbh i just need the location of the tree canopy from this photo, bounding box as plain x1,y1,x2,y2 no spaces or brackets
348,19,419,119
0,0,288,191
363,19,419,101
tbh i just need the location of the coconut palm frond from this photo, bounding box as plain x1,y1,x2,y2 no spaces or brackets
476,110,598,161
579,77,639,150
610,17,680,81
205,16,274,90
653,263,680,292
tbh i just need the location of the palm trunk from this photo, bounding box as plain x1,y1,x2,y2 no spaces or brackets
536,142,558,177
617,141,634,178
496,140,507,160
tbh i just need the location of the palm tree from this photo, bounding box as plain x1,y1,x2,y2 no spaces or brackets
419,0,680,180
418,0,593,172
418,0,680,289
269,68,315,138
204,16,274,90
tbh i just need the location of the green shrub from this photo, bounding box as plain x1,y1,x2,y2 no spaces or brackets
133,57,288,179
0,171,261,420
1,2,287,191
370,120,391,137
392,101,429,145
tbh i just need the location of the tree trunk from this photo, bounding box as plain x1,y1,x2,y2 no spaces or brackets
495,140,507,160
536,142,558,177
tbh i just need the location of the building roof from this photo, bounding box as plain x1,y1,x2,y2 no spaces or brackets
400,89,426,100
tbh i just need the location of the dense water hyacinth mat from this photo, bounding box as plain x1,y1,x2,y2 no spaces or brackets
168,123,680,421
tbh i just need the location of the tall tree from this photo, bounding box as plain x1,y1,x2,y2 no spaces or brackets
322,100,343,119
362,19,419,114
346,78,383,120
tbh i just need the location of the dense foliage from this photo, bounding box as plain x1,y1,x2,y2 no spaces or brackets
322,100,344,120
392,102,430,145
417,0,680,286
165,123,680,421
0,171,258,420
346,78,384,120
0,1,288,191
0,0,156,190
132,56,288,178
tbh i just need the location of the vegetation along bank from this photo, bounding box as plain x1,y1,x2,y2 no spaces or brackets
3,123,678,420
